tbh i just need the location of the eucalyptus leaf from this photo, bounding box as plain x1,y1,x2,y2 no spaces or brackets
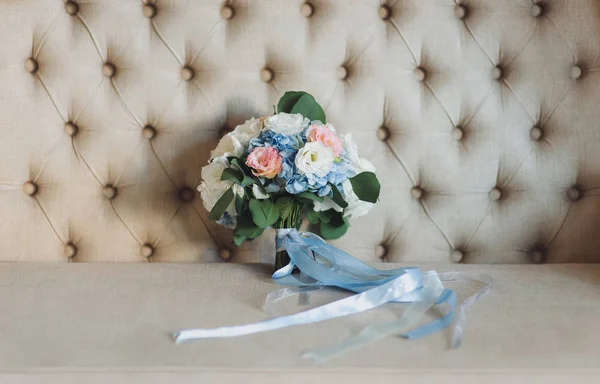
290,93,326,123
306,209,320,224
297,191,324,203
208,187,234,220
235,216,264,239
329,183,348,209
235,193,244,215
277,91,308,114
233,234,247,246
221,168,243,183
275,196,294,220
349,172,381,203
320,212,349,240
249,199,280,228
230,158,255,186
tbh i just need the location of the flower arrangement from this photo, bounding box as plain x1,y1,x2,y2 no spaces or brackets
198,91,380,268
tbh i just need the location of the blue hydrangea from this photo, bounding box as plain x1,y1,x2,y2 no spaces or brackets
217,211,236,229
245,126,357,198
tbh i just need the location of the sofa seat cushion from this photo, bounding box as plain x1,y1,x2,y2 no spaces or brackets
0,263,599,383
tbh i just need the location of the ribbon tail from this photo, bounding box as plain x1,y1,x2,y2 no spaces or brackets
303,271,445,363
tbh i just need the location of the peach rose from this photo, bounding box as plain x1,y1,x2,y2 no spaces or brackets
306,123,343,157
246,146,283,179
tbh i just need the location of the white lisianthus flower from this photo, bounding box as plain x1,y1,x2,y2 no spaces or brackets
230,118,263,148
210,134,244,160
313,197,343,213
197,157,243,216
295,142,335,177
252,184,270,200
341,179,373,220
265,112,310,135
343,133,362,171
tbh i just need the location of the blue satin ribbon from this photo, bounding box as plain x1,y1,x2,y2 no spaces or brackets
174,229,490,362
272,229,456,341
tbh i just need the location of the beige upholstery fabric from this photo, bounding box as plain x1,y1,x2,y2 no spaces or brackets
0,263,599,383
1,1,600,263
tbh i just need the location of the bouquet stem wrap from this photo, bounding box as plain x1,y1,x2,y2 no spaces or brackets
174,229,491,362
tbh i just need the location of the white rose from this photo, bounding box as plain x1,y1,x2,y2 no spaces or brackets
210,134,244,160
265,113,310,136
295,142,335,177
230,118,263,147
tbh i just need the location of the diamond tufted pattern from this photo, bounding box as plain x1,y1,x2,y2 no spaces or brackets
1,0,600,263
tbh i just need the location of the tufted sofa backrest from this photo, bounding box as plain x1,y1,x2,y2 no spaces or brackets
1,0,599,263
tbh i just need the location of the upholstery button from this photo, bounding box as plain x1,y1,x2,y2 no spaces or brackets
102,62,116,78
178,187,195,203
65,1,79,16
24,58,38,73
141,243,154,258
455,4,467,19
489,187,502,201
300,2,314,18
492,65,503,81
220,5,234,20
375,244,388,260
530,125,543,141
143,3,157,18
64,122,79,137
413,67,426,82
103,184,117,200
379,5,392,20
411,187,424,200
142,124,156,140
64,242,77,259
377,126,390,141
451,249,464,263
180,66,194,81
23,181,38,197
219,248,233,261
531,4,544,17
530,250,545,264
337,65,349,80
260,67,274,83
571,65,583,80
567,187,581,201
452,126,464,140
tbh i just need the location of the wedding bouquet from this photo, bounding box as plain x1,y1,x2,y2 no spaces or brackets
198,91,380,268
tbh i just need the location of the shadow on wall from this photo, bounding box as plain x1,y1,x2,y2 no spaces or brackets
150,98,276,263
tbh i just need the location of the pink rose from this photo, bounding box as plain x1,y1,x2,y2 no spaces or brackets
306,123,343,157
245,146,283,179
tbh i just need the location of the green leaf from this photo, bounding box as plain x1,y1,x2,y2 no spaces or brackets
233,234,247,246
306,209,320,224
275,196,294,220
229,158,255,186
235,216,265,239
329,183,348,209
277,91,308,113
221,168,243,183
235,193,244,215
297,191,324,203
320,212,349,240
290,93,326,123
208,187,234,220
249,199,280,228
318,209,336,224
349,172,381,203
